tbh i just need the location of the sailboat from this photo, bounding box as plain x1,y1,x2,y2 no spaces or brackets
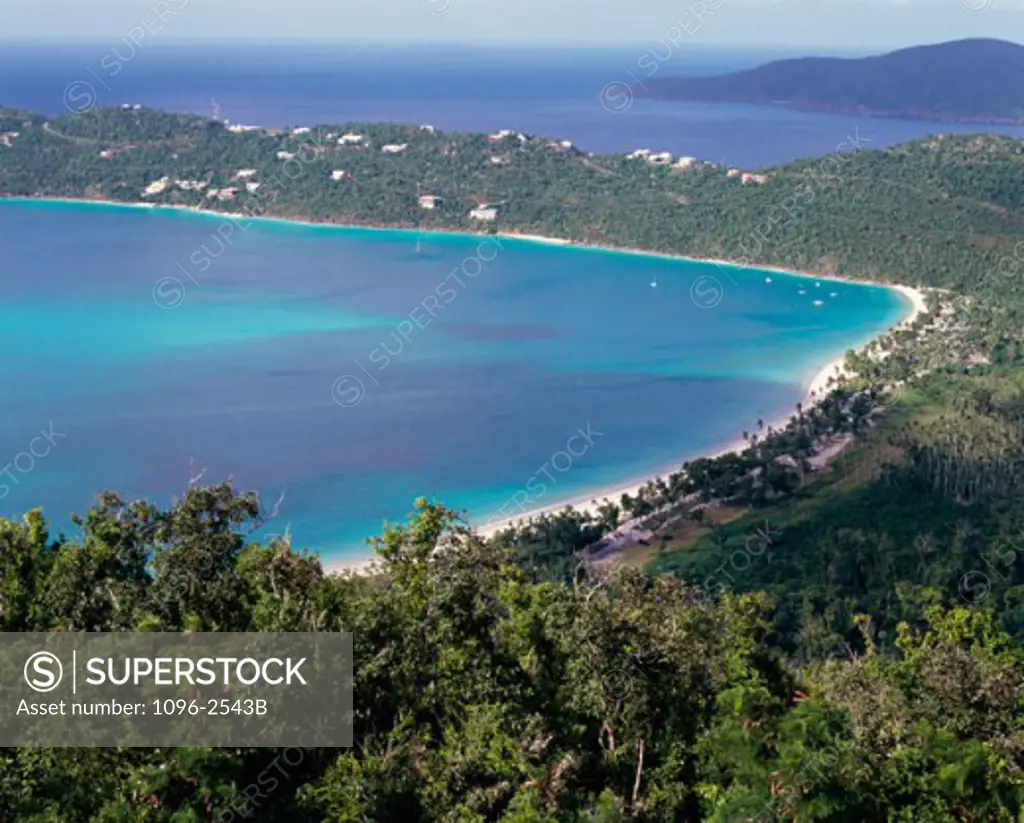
650,277,658,288
415,235,422,254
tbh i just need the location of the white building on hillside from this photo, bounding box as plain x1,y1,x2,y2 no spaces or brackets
141,177,170,197
469,206,498,221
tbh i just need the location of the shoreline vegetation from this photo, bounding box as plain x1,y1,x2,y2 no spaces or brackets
0,104,1015,577
9,104,1024,820
1,195,925,572
327,276,925,573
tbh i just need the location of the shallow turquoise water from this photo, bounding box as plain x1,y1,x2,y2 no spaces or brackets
0,199,910,559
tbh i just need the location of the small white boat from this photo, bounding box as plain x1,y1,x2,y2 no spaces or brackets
798,288,806,295
650,278,658,288
813,299,824,307
829,291,838,297
765,276,772,283
815,281,821,288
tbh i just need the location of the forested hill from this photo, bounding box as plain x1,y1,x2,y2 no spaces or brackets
640,38,1024,124
2,104,1024,301
6,106,1024,819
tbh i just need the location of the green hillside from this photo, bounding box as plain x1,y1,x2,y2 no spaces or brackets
3,107,1024,820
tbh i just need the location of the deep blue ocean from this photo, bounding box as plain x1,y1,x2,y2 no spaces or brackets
0,199,909,557
3,43,1024,166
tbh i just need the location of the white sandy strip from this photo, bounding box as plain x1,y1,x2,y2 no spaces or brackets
497,232,571,245
325,281,925,574
12,202,922,573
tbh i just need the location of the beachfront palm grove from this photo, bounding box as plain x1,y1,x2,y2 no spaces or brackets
3,107,1024,819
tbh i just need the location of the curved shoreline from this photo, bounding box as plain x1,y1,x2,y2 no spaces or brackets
324,284,924,573
0,196,927,573
325,283,925,573
465,283,924,536
2,195,923,295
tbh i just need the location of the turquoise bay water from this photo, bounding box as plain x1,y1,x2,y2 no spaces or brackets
0,199,910,559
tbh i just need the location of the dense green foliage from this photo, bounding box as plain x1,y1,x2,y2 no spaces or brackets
4,106,1024,819
2,107,1024,299
3,493,1024,821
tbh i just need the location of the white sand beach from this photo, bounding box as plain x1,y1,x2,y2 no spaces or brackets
471,282,926,538
8,198,926,575
324,278,927,574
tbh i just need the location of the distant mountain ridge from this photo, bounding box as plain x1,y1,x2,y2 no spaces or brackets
640,39,1024,124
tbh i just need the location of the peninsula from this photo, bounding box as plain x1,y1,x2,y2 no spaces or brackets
639,38,1024,124
2,104,1023,294
5,105,1024,823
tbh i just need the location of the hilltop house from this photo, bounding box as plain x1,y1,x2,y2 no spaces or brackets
419,195,442,209
469,205,498,221
331,169,350,181
276,151,296,160
141,177,170,197
381,143,408,153
741,172,769,184
234,168,258,179
338,133,364,145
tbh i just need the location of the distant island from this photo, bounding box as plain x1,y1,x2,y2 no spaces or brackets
639,38,1024,124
